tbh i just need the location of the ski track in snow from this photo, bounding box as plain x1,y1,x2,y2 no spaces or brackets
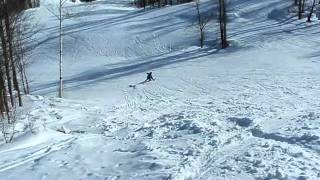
0,137,75,173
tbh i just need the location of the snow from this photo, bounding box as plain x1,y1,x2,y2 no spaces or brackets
1,0,320,179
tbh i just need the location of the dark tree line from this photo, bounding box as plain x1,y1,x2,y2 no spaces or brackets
295,0,319,21
134,0,193,9
195,0,228,49
136,0,229,49
0,0,39,142
307,0,318,22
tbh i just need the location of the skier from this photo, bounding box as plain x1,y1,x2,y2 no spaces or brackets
129,72,155,88
145,72,155,82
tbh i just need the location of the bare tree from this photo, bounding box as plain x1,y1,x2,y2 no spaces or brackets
0,0,22,106
12,11,40,95
298,0,306,19
307,0,318,22
58,0,64,98
218,0,228,48
45,0,69,98
302,0,306,12
195,0,210,48
45,0,96,98
0,0,39,143
1,102,17,143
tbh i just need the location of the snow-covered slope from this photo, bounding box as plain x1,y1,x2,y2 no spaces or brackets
1,0,320,179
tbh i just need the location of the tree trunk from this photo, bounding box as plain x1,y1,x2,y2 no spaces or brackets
298,0,303,19
200,30,204,48
24,70,30,94
3,11,22,106
59,0,63,98
222,0,228,48
0,20,14,107
307,0,317,22
15,28,29,95
219,0,228,48
0,69,9,115
196,0,203,48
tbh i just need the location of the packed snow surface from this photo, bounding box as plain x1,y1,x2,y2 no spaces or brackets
1,0,320,179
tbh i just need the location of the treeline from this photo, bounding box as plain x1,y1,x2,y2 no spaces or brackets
71,0,96,2
5,0,39,14
134,0,193,9
294,0,319,21
0,0,39,142
134,0,229,49
193,0,228,49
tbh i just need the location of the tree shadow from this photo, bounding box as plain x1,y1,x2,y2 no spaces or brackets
33,4,194,49
31,47,226,94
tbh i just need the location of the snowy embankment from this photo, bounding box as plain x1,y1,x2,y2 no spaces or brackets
0,0,320,179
